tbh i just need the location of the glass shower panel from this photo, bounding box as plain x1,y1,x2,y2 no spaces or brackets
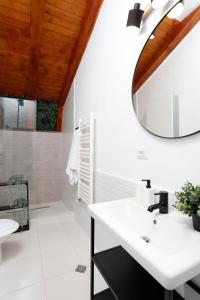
0,98,18,129
0,130,31,231
0,97,36,130
0,179,29,230
18,99,36,130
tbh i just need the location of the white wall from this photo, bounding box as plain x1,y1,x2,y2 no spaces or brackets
61,83,77,210
62,0,200,296
0,130,66,205
62,0,200,223
72,0,200,191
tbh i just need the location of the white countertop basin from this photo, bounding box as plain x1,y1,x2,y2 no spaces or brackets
88,198,200,290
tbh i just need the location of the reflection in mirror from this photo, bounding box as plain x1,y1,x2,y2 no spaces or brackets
132,5,200,138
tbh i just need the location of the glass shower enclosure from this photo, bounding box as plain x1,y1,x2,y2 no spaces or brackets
0,176,29,231
0,97,35,231
0,97,36,130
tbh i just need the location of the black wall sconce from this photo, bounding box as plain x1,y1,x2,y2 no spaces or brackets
127,3,144,29
127,1,184,33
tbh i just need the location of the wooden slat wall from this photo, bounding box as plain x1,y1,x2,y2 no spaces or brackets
37,0,88,101
25,0,45,99
0,0,95,102
0,0,30,96
58,0,104,105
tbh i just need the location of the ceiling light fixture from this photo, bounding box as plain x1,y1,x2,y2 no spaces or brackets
126,1,184,36
167,0,184,19
150,33,155,40
151,0,169,9
127,3,144,29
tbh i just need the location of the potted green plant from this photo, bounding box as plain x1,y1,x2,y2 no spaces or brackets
175,182,200,232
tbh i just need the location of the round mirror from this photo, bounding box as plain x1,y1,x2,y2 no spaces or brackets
132,4,200,138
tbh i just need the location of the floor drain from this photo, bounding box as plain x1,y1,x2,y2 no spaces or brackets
141,236,151,243
75,265,87,273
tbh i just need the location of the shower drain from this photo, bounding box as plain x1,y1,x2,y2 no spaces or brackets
75,265,87,273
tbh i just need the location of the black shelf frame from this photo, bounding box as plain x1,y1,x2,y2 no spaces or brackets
0,181,29,232
90,217,184,300
93,289,115,300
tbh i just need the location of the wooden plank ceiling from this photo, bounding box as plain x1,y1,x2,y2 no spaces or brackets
133,5,200,93
0,0,103,104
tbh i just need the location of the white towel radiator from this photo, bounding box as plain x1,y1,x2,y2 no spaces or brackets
78,113,94,204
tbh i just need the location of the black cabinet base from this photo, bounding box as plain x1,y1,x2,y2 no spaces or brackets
174,292,184,300
93,290,183,300
92,246,164,299
90,218,186,300
93,289,115,300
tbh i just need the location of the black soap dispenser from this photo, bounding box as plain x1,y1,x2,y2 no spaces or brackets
142,179,151,189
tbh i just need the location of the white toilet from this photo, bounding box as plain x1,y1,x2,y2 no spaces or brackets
0,219,19,264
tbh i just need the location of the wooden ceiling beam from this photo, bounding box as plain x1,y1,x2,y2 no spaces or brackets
134,5,200,93
56,105,63,131
58,0,104,106
25,0,45,99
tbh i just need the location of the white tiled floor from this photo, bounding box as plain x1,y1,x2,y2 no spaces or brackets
0,201,106,299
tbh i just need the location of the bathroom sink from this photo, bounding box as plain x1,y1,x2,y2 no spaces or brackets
88,198,200,290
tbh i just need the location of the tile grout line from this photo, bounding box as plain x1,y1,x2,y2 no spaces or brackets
0,202,89,300
0,280,43,299
60,220,91,266
35,216,48,300
35,207,79,300
0,220,44,298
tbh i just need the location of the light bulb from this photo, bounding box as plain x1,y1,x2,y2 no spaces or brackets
149,29,156,40
151,0,169,9
167,1,184,19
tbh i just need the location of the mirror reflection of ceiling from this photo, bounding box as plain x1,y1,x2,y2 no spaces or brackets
132,3,200,138
134,5,200,94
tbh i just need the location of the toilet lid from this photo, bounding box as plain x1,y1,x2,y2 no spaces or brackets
0,219,19,238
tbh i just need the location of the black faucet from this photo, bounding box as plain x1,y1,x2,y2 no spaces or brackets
147,191,168,214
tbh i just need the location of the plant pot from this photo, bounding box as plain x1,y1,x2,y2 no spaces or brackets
192,214,200,232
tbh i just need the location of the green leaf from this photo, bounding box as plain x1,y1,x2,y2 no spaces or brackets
175,182,200,216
